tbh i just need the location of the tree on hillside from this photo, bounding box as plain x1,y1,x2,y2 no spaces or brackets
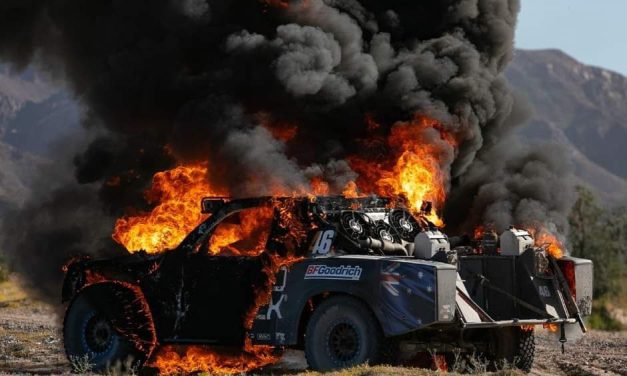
568,186,625,299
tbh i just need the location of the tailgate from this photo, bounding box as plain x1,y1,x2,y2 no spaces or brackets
456,250,591,329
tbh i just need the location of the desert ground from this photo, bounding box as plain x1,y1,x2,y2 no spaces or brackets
1,277,625,376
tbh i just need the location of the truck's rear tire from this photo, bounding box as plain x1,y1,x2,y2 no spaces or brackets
491,327,535,372
304,296,382,371
63,285,147,372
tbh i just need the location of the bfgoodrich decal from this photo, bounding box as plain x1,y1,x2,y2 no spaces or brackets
304,265,362,281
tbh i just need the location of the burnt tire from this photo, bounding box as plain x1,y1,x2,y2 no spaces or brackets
491,327,535,373
304,296,382,371
63,284,148,372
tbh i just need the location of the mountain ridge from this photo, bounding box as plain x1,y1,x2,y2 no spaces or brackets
507,49,627,171
506,48,627,205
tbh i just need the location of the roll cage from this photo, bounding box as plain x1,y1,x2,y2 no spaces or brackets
178,197,276,254
176,195,413,257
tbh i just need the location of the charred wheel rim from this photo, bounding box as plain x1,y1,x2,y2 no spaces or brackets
328,322,360,362
84,314,114,353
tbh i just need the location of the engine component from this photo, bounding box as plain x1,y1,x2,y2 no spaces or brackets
359,237,408,256
446,249,458,265
389,209,421,242
413,230,450,259
448,235,471,249
339,211,371,240
453,246,475,256
430,249,459,265
500,227,533,256
480,230,499,254
371,221,401,244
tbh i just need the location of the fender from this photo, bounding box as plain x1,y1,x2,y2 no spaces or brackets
62,252,164,303
250,255,457,346
65,282,158,356
61,257,91,303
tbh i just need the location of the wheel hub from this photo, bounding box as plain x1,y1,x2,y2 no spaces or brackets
349,219,363,234
85,315,113,353
379,229,394,242
399,218,413,232
329,322,359,362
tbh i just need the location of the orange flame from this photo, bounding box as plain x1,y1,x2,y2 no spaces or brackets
342,181,359,198
150,343,278,375
242,199,307,331
473,225,485,240
259,113,298,142
349,114,455,226
310,176,330,195
528,228,565,259
431,354,448,372
208,206,274,256
543,323,559,333
113,163,224,253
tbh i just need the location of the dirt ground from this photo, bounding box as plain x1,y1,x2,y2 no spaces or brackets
0,278,625,376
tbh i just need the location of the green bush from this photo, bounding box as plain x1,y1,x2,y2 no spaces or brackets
588,299,625,331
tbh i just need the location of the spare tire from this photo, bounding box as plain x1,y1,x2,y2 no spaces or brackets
304,295,382,371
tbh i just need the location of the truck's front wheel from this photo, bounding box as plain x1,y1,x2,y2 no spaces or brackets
304,296,382,371
64,285,150,372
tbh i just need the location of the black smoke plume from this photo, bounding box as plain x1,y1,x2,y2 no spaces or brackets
0,0,574,302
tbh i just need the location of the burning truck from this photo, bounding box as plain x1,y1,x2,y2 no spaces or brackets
61,194,592,373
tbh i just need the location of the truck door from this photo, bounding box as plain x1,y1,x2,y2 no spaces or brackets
175,207,274,344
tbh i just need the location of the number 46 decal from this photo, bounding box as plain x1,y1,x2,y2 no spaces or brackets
310,230,335,255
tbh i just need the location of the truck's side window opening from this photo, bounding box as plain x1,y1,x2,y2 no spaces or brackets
208,206,274,256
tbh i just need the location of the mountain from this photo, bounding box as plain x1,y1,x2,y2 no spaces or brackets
0,67,74,210
0,66,79,156
3,91,79,156
0,65,55,128
507,49,627,204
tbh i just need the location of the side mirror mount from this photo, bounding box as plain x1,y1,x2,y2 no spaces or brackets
201,197,230,214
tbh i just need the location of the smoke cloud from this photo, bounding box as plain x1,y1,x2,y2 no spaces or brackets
0,0,574,302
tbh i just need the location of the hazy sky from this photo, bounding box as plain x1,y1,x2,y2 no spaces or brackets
516,0,627,75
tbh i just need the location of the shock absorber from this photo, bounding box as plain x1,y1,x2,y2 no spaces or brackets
559,322,567,354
